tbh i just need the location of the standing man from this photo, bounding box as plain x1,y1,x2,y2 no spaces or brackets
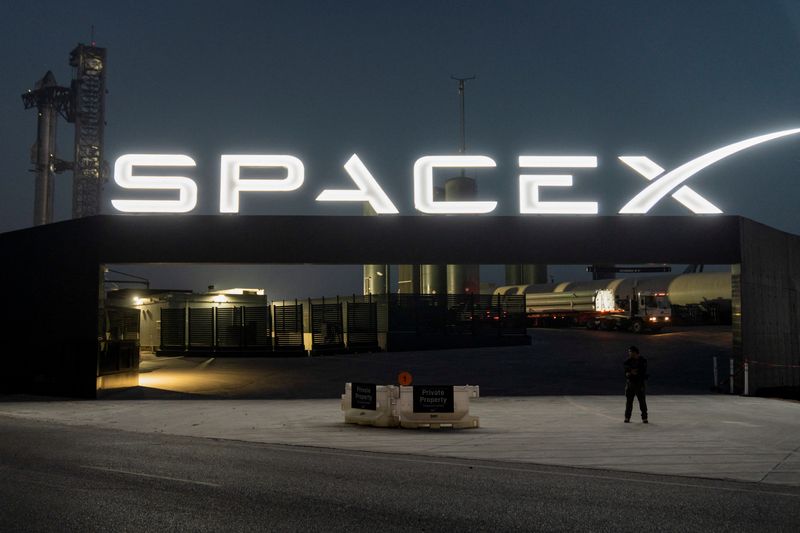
624,345,648,423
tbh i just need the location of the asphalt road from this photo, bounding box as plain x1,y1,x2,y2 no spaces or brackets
1,416,797,532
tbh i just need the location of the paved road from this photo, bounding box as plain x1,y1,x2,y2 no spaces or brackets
126,326,731,399
1,416,797,532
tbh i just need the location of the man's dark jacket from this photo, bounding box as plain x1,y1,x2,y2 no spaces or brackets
624,356,648,384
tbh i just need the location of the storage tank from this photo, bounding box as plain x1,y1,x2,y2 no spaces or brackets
494,272,732,307
445,177,479,294
667,272,731,305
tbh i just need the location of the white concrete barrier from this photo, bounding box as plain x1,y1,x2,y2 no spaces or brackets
341,383,400,427
397,385,480,429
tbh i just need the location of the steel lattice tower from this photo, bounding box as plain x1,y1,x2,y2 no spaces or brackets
68,44,107,218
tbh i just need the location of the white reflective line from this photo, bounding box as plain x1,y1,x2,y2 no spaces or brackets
81,465,220,487
721,421,761,428
197,357,215,370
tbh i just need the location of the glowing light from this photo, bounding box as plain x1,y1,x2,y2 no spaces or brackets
519,156,598,168
212,295,227,303
617,156,665,179
671,187,722,214
519,156,598,214
220,155,304,213
413,155,497,214
595,289,616,312
111,154,197,213
619,156,721,214
212,288,265,295
315,154,399,214
619,128,800,214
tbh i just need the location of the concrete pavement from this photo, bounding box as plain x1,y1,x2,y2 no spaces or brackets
1,394,798,486
2,328,795,488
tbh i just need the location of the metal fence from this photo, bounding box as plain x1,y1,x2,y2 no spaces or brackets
157,293,527,355
310,298,345,353
274,301,304,353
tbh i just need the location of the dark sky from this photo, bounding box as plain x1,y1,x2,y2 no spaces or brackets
2,1,800,297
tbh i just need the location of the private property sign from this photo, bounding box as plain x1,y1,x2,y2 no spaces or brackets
412,386,455,413
351,383,377,411
110,128,800,216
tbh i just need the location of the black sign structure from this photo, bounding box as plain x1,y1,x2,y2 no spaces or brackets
586,266,672,273
412,385,455,413
351,383,377,410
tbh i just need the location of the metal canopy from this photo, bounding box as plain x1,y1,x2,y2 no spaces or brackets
0,215,744,265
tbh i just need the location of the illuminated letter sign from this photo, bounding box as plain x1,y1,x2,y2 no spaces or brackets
619,128,800,214
110,128,800,216
111,154,198,213
315,154,399,214
618,156,721,214
413,155,497,214
519,156,598,214
220,155,304,213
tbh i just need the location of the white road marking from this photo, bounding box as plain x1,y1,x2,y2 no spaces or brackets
721,421,761,428
81,465,220,487
197,357,215,370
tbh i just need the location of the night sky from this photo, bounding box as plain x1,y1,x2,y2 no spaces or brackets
2,1,800,298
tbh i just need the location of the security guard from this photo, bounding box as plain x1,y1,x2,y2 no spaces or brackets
623,345,648,423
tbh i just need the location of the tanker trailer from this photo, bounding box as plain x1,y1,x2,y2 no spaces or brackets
525,288,671,333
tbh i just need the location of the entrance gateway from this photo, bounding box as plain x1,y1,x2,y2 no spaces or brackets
1,214,798,397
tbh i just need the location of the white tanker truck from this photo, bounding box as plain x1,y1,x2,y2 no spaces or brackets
494,272,732,333
522,287,670,333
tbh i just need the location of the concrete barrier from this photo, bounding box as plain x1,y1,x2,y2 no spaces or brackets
397,385,480,429
341,383,400,427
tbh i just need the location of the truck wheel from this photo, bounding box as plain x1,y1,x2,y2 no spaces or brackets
631,319,644,334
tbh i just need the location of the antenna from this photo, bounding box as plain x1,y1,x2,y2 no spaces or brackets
450,75,476,155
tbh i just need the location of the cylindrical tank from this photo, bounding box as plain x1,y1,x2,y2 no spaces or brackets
362,203,388,295
363,264,389,295
493,272,733,307
420,264,446,294
397,264,419,294
444,176,475,199
666,272,732,305
417,186,446,295
505,264,548,285
445,176,479,294
447,264,479,294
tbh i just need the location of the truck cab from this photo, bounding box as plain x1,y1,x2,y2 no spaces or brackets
588,289,671,333
626,291,671,332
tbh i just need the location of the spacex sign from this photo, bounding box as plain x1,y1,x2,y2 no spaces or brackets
111,128,800,215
